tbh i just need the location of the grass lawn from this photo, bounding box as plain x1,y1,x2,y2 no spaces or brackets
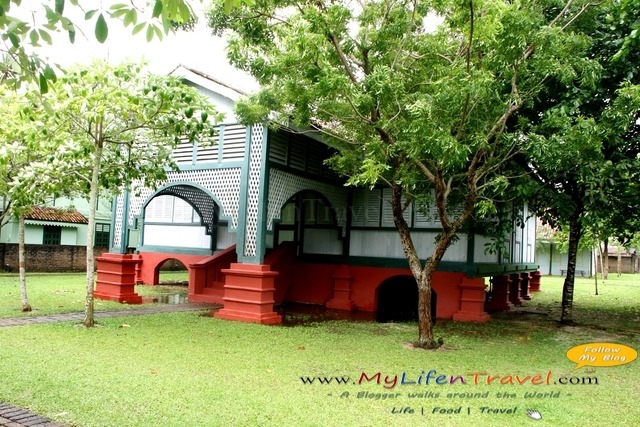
0,273,188,318
0,273,638,426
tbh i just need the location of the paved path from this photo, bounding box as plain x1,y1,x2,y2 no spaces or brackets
0,302,219,426
0,403,62,427
0,303,218,328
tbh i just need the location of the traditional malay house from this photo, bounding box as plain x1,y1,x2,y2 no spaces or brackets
95,66,540,323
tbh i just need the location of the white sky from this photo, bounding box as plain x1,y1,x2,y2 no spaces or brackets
23,0,258,92
21,1,441,93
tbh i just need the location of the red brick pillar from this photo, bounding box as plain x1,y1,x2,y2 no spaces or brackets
215,263,282,325
509,273,523,305
529,270,542,292
326,265,356,311
520,272,532,300
486,275,512,312
453,277,490,322
94,253,143,304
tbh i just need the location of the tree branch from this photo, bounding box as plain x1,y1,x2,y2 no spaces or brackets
414,159,437,183
391,183,423,278
327,32,359,85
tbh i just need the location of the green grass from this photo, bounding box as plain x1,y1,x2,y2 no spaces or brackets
158,269,189,284
523,273,640,335
0,273,638,427
0,273,188,318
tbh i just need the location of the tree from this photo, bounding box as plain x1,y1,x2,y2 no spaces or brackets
39,60,221,327
208,0,597,348
515,1,640,323
0,87,66,311
0,0,201,89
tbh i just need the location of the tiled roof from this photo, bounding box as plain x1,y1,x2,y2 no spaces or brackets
24,206,88,224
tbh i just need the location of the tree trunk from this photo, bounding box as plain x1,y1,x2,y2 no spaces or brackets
84,141,103,327
602,239,609,280
560,213,582,324
417,273,434,346
18,215,31,312
593,246,598,296
597,243,604,279
389,176,473,349
416,235,453,348
617,246,622,276
390,184,440,349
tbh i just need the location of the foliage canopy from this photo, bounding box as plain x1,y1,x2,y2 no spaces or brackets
208,0,601,346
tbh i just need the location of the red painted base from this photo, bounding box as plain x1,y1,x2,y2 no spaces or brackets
520,272,532,300
529,271,542,292
509,274,523,305
94,253,143,304
486,275,512,312
94,290,144,304
452,277,490,322
326,265,356,311
215,263,282,325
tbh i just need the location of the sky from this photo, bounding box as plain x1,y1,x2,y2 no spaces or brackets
25,0,259,92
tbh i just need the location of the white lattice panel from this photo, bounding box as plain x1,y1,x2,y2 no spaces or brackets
117,168,243,240
112,194,125,248
243,124,264,257
268,169,348,235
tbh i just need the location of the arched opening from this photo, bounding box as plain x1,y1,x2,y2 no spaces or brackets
274,190,342,255
157,258,189,285
376,276,437,324
154,258,189,303
141,184,223,252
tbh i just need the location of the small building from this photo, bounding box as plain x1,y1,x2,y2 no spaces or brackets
0,198,112,272
96,66,541,323
536,240,594,277
597,245,639,274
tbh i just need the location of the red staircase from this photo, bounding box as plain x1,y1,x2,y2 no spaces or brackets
188,245,237,304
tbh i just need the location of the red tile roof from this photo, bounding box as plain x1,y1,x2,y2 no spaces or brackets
24,206,88,224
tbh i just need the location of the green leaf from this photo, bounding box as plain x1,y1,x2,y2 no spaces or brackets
109,3,129,11
7,32,19,48
110,9,128,19
85,9,98,20
39,29,52,44
95,13,108,43
153,25,163,40
29,29,39,45
60,16,74,31
44,5,57,21
55,0,64,15
43,64,57,82
123,9,138,27
146,25,154,42
152,0,163,19
132,22,145,36
42,99,54,115
68,29,76,43
39,74,48,94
